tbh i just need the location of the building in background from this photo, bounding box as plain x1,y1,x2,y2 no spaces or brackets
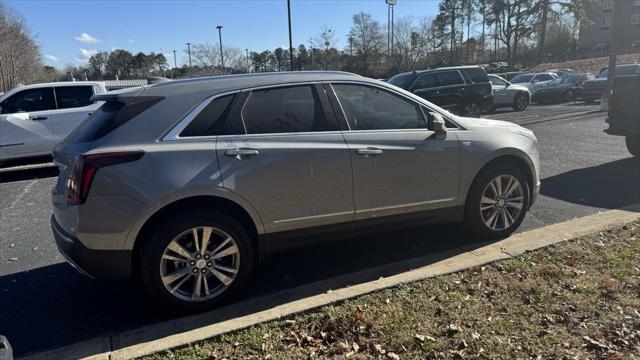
578,0,640,56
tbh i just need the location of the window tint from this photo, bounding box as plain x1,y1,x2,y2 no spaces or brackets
1,87,56,114
511,74,534,83
333,84,426,130
55,86,94,109
464,68,489,83
180,94,235,137
437,71,465,86
387,73,416,89
241,85,333,134
535,74,554,81
413,73,439,89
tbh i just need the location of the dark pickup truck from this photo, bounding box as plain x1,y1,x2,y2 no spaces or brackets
605,73,640,157
582,64,640,103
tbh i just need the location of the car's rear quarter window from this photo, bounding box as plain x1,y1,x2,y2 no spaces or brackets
463,68,489,83
180,94,235,137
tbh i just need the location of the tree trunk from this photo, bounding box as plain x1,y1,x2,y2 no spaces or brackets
537,0,549,64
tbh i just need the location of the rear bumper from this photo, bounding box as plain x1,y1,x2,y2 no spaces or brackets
581,87,606,101
52,215,133,279
481,96,494,112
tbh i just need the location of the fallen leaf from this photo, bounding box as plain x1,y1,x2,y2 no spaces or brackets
9,257,17,261
387,352,400,360
374,344,386,355
352,341,360,352
583,336,609,351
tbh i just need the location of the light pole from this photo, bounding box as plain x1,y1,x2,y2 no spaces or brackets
385,0,396,57
216,25,224,74
287,0,294,71
172,50,177,79
245,48,250,72
310,45,314,70
347,33,353,57
185,42,192,77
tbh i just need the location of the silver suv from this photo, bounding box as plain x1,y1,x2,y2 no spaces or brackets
51,71,539,310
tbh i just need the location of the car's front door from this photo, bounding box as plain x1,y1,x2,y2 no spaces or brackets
489,76,511,105
51,85,99,143
328,83,460,220
0,87,56,160
216,84,354,233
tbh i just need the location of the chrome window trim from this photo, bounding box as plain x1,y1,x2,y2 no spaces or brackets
327,80,462,130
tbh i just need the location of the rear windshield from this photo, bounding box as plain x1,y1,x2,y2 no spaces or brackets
388,73,416,89
64,96,163,143
463,68,489,83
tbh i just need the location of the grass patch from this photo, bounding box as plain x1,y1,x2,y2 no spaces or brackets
148,221,640,359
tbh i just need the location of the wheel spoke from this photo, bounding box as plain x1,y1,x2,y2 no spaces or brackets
192,228,200,252
203,273,210,295
505,179,521,197
162,253,188,263
200,227,212,255
212,244,239,260
505,208,516,225
503,177,514,196
167,241,194,261
211,268,234,286
501,208,510,229
494,176,503,195
162,267,191,287
211,237,232,257
485,208,499,229
169,272,192,294
506,201,523,209
192,273,203,300
214,264,238,274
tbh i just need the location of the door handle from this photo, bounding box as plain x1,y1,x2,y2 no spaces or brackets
31,116,48,121
357,147,383,156
225,148,259,158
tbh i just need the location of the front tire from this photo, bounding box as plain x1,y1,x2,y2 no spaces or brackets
462,101,482,117
140,210,254,311
626,135,640,157
464,164,530,240
512,93,528,111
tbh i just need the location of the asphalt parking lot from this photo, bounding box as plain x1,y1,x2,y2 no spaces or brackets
1,103,639,357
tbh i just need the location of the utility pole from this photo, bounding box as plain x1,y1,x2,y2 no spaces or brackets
287,0,294,71
348,34,353,57
386,0,396,57
185,42,192,78
245,48,250,72
216,26,224,74
605,0,621,109
172,50,177,79
310,46,314,70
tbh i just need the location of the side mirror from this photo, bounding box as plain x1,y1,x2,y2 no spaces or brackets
429,112,447,140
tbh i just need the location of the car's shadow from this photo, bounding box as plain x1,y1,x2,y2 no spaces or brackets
0,164,58,184
541,157,640,210
0,223,494,357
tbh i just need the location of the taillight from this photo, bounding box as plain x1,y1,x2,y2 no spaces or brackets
66,151,144,205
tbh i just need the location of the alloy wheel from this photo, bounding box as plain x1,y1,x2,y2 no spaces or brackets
464,102,481,117
159,226,240,302
479,175,524,231
516,95,527,110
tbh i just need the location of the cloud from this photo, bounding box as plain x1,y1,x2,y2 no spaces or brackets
77,48,98,62
75,32,102,44
128,39,135,44
44,54,59,62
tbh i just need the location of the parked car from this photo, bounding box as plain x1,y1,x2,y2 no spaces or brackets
510,72,558,94
488,74,530,111
388,66,494,117
605,72,640,156
493,71,524,81
530,73,589,104
0,82,106,163
580,64,640,104
51,72,539,310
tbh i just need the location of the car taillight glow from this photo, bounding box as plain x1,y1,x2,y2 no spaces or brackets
66,151,144,205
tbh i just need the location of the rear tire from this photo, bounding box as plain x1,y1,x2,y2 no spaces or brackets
464,164,530,240
462,101,482,117
140,210,254,312
512,93,528,111
626,135,640,157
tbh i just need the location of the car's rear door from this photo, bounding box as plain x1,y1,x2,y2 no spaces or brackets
0,87,56,160
216,84,354,233
435,70,466,109
51,85,101,143
411,73,442,105
327,82,460,220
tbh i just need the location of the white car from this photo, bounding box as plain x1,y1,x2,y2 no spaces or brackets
510,72,558,94
489,74,531,112
0,82,106,163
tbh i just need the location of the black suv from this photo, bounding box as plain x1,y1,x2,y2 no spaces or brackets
388,66,493,117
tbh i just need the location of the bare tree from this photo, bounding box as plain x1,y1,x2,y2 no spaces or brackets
0,1,43,92
190,42,245,75
350,12,385,76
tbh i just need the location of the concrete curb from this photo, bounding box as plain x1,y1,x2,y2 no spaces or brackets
20,204,640,360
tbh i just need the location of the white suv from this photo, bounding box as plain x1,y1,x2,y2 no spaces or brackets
0,81,106,163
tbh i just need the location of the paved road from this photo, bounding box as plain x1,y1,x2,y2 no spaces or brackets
1,103,639,356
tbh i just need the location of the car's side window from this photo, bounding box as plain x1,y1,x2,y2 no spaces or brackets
413,73,439,90
180,94,236,137
240,85,335,135
54,86,95,109
490,77,507,87
438,71,465,87
1,87,56,114
332,84,427,131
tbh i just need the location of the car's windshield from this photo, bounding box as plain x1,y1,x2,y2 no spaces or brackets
511,74,534,83
387,73,416,89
